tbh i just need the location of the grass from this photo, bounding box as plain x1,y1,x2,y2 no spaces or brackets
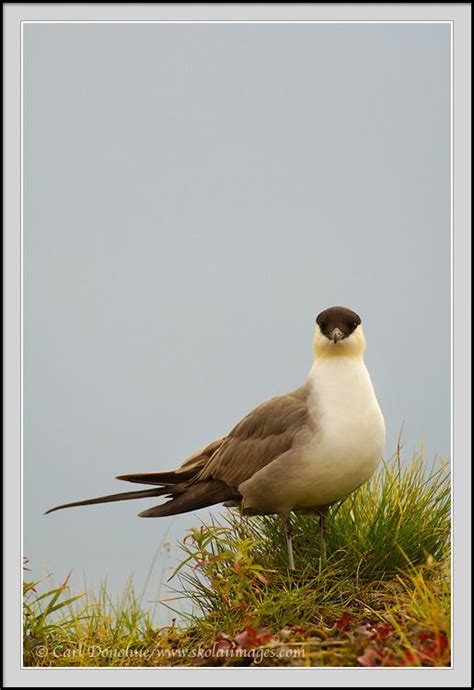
23,446,451,667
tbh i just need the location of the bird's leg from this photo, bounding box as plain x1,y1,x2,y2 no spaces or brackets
282,515,295,571
319,511,327,564
237,501,246,541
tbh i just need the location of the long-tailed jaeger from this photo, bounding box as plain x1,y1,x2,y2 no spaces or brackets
46,306,386,569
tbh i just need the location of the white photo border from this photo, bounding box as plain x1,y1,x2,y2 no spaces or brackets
4,3,471,687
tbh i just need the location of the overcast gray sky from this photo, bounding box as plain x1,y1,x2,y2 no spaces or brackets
23,22,451,611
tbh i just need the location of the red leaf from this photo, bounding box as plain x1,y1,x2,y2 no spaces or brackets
401,649,420,666
235,628,256,650
372,623,394,641
246,626,258,640
425,631,449,659
254,628,274,645
401,647,432,666
256,574,269,586
417,630,433,643
193,555,220,569
357,648,381,667
234,626,274,650
335,612,354,630
214,632,233,651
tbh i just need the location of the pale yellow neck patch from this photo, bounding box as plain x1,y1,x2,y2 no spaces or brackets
312,324,366,360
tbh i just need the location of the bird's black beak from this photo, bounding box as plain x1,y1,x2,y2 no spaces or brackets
330,328,344,343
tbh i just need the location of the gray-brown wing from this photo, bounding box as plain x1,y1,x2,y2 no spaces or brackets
196,384,311,488
117,437,226,486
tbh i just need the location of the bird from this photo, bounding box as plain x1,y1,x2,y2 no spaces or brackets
46,306,386,570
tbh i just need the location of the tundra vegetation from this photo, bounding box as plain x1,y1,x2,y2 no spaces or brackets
24,445,451,667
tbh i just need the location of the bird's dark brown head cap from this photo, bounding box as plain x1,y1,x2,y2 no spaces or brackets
316,306,361,342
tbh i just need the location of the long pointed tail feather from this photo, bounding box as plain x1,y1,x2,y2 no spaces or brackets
46,478,241,518
45,486,173,515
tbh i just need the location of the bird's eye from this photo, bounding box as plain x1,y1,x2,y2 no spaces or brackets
353,322,358,328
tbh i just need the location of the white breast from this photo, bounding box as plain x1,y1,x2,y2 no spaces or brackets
296,356,386,507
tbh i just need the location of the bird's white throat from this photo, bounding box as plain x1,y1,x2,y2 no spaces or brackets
313,323,367,359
